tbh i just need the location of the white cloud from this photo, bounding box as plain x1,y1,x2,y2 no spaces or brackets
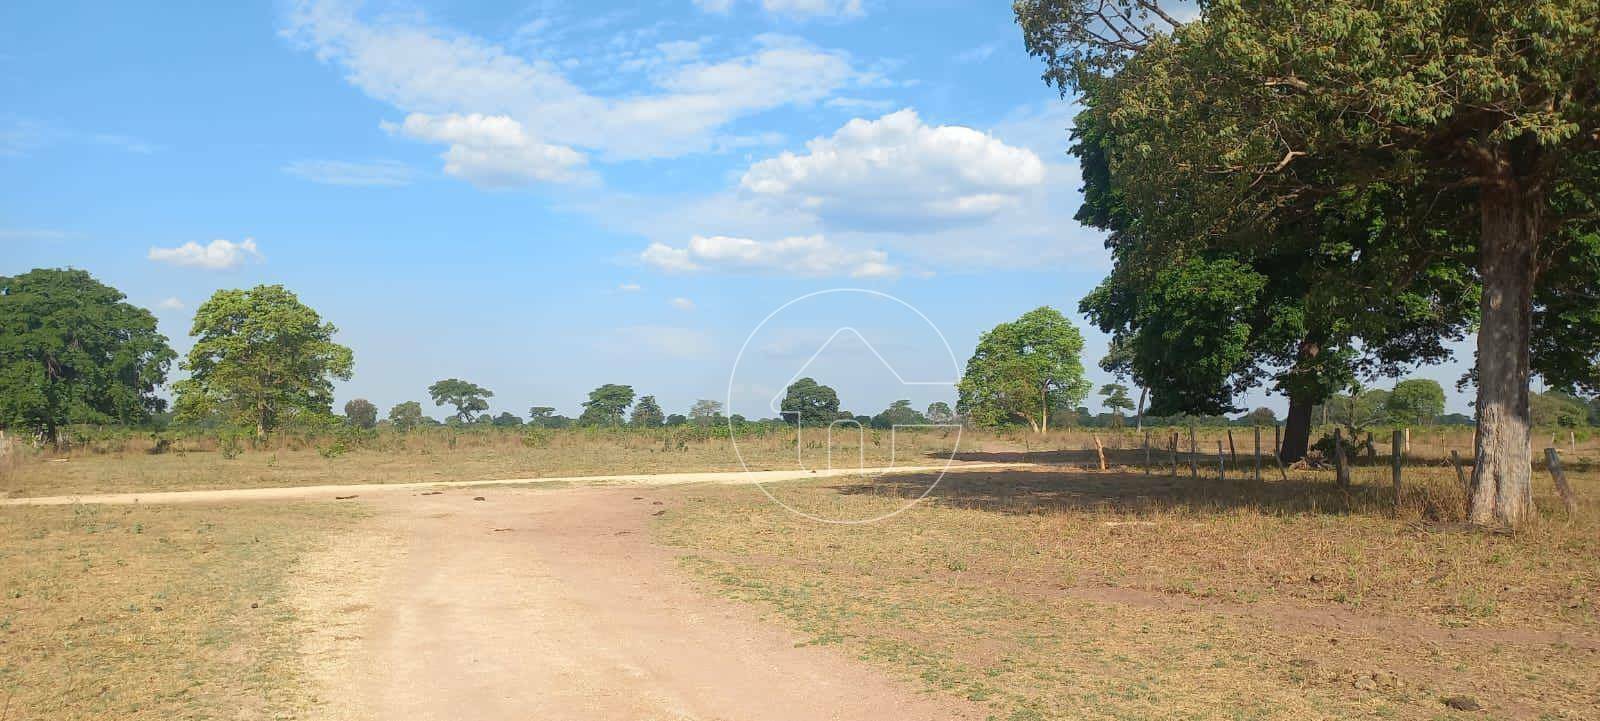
386,113,590,187
148,238,263,270
641,234,897,278
618,282,642,292
823,96,896,113
953,43,998,64
284,2,871,163
283,158,414,186
157,297,185,310
739,109,1045,231
670,297,696,311
695,0,865,18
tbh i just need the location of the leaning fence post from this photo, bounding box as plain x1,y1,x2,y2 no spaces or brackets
1391,430,1403,510
1253,425,1263,482
1169,432,1178,478
1545,448,1578,513
1334,427,1350,488
1142,431,1151,476
1226,429,1237,466
1217,440,1226,482
1273,423,1281,459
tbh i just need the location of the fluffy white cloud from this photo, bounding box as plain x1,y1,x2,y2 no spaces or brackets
157,297,185,310
739,109,1045,231
617,282,642,292
387,113,589,187
284,1,869,163
641,234,896,278
283,158,414,186
148,238,262,270
670,297,696,311
695,0,864,18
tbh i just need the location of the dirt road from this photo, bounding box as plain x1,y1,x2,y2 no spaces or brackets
293,485,983,721
0,463,1006,506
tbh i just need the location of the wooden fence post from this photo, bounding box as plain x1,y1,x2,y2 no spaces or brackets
1273,423,1281,459
1253,426,1263,482
1142,431,1151,476
1169,432,1178,478
1334,427,1350,488
1189,425,1198,480
1093,434,1107,471
1391,430,1403,509
1217,440,1226,482
1545,448,1578,514
1450,450,1469,495
1226,429,1237,466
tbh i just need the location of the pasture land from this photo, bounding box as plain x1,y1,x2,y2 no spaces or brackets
657,459,1599,720
0,502,362,720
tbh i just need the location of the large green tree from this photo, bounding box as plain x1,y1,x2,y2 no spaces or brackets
1387,379,1447,427
631,395,665,427
173,285,352,436
958,306,1091,433
579,384,634,426
388,400,424,431
779,378,840,426
428,378,493,423
0,268,175,444
343,398,378,429
1020,0,1600,524
870,399,928,429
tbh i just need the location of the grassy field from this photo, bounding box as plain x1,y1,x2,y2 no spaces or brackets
656,459,1599,720
0,502,362,720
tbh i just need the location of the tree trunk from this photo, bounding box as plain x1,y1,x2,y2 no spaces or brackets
1470,172,1540,526
1277,338,1323,463
1135,386,1146,432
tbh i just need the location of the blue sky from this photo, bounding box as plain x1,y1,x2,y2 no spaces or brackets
2,0,1477,420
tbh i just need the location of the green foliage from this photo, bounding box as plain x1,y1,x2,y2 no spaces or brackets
172,285,352,436
0,268,176,443
343,398,378,429
1315,384,1393,436
387,401,424,431
631,395,665,427
1531,392,1590,428
1386,379,1446,426
925,401,955,425
870,400,928,429
688,399,724,425
1246,407,1277,426
428,378,492,423
780,378,840,426
578,384,634,426
957,306,1091,432
490,411,522,427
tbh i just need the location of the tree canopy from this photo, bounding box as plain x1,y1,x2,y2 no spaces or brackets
579,384,634,426
173,285,352,436
1387,379,1447,427
388,401,424,431
870,400,928,429
428,379,492,423
631,395,665,427
780,378,840,426
0,269,175,444
958,306,1091,432
344,398,378,429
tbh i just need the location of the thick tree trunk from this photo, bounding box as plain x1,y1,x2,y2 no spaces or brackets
1135,386,1146,432
1277,339,1323,463
1470,175,1540,526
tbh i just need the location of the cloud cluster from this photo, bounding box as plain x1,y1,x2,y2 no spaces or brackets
148,238,262,270
284,0,871,183
386,113,590,187
641,234,896,278
740,109,1045,231
694,0,865,19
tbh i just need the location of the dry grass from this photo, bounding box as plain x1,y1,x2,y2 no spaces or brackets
0,502,363,720
655,460,1600,720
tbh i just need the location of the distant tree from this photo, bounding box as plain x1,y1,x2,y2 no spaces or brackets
343,398,378,429
1099,383,1134,427
527,406,557,427
1531,392,1590,428
491,411,522,427
780,378,841,426
1246,407,1278,426
871,400,928,429
1386,379,1446,427
0,268,176,445
688,399,724,425
474,414,493,425
1315,384,1392,436
578,384,634,426
631,395,665,426
428,379,493,423
957,306,1091,433
388,401,424,431
664,413,688,426
173,285,353,437
925,401,955,425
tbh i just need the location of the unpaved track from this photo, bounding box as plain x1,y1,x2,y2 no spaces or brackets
295,485,983,721
0,463,1008,506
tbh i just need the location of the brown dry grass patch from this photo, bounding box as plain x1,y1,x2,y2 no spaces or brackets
0,502,362,720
